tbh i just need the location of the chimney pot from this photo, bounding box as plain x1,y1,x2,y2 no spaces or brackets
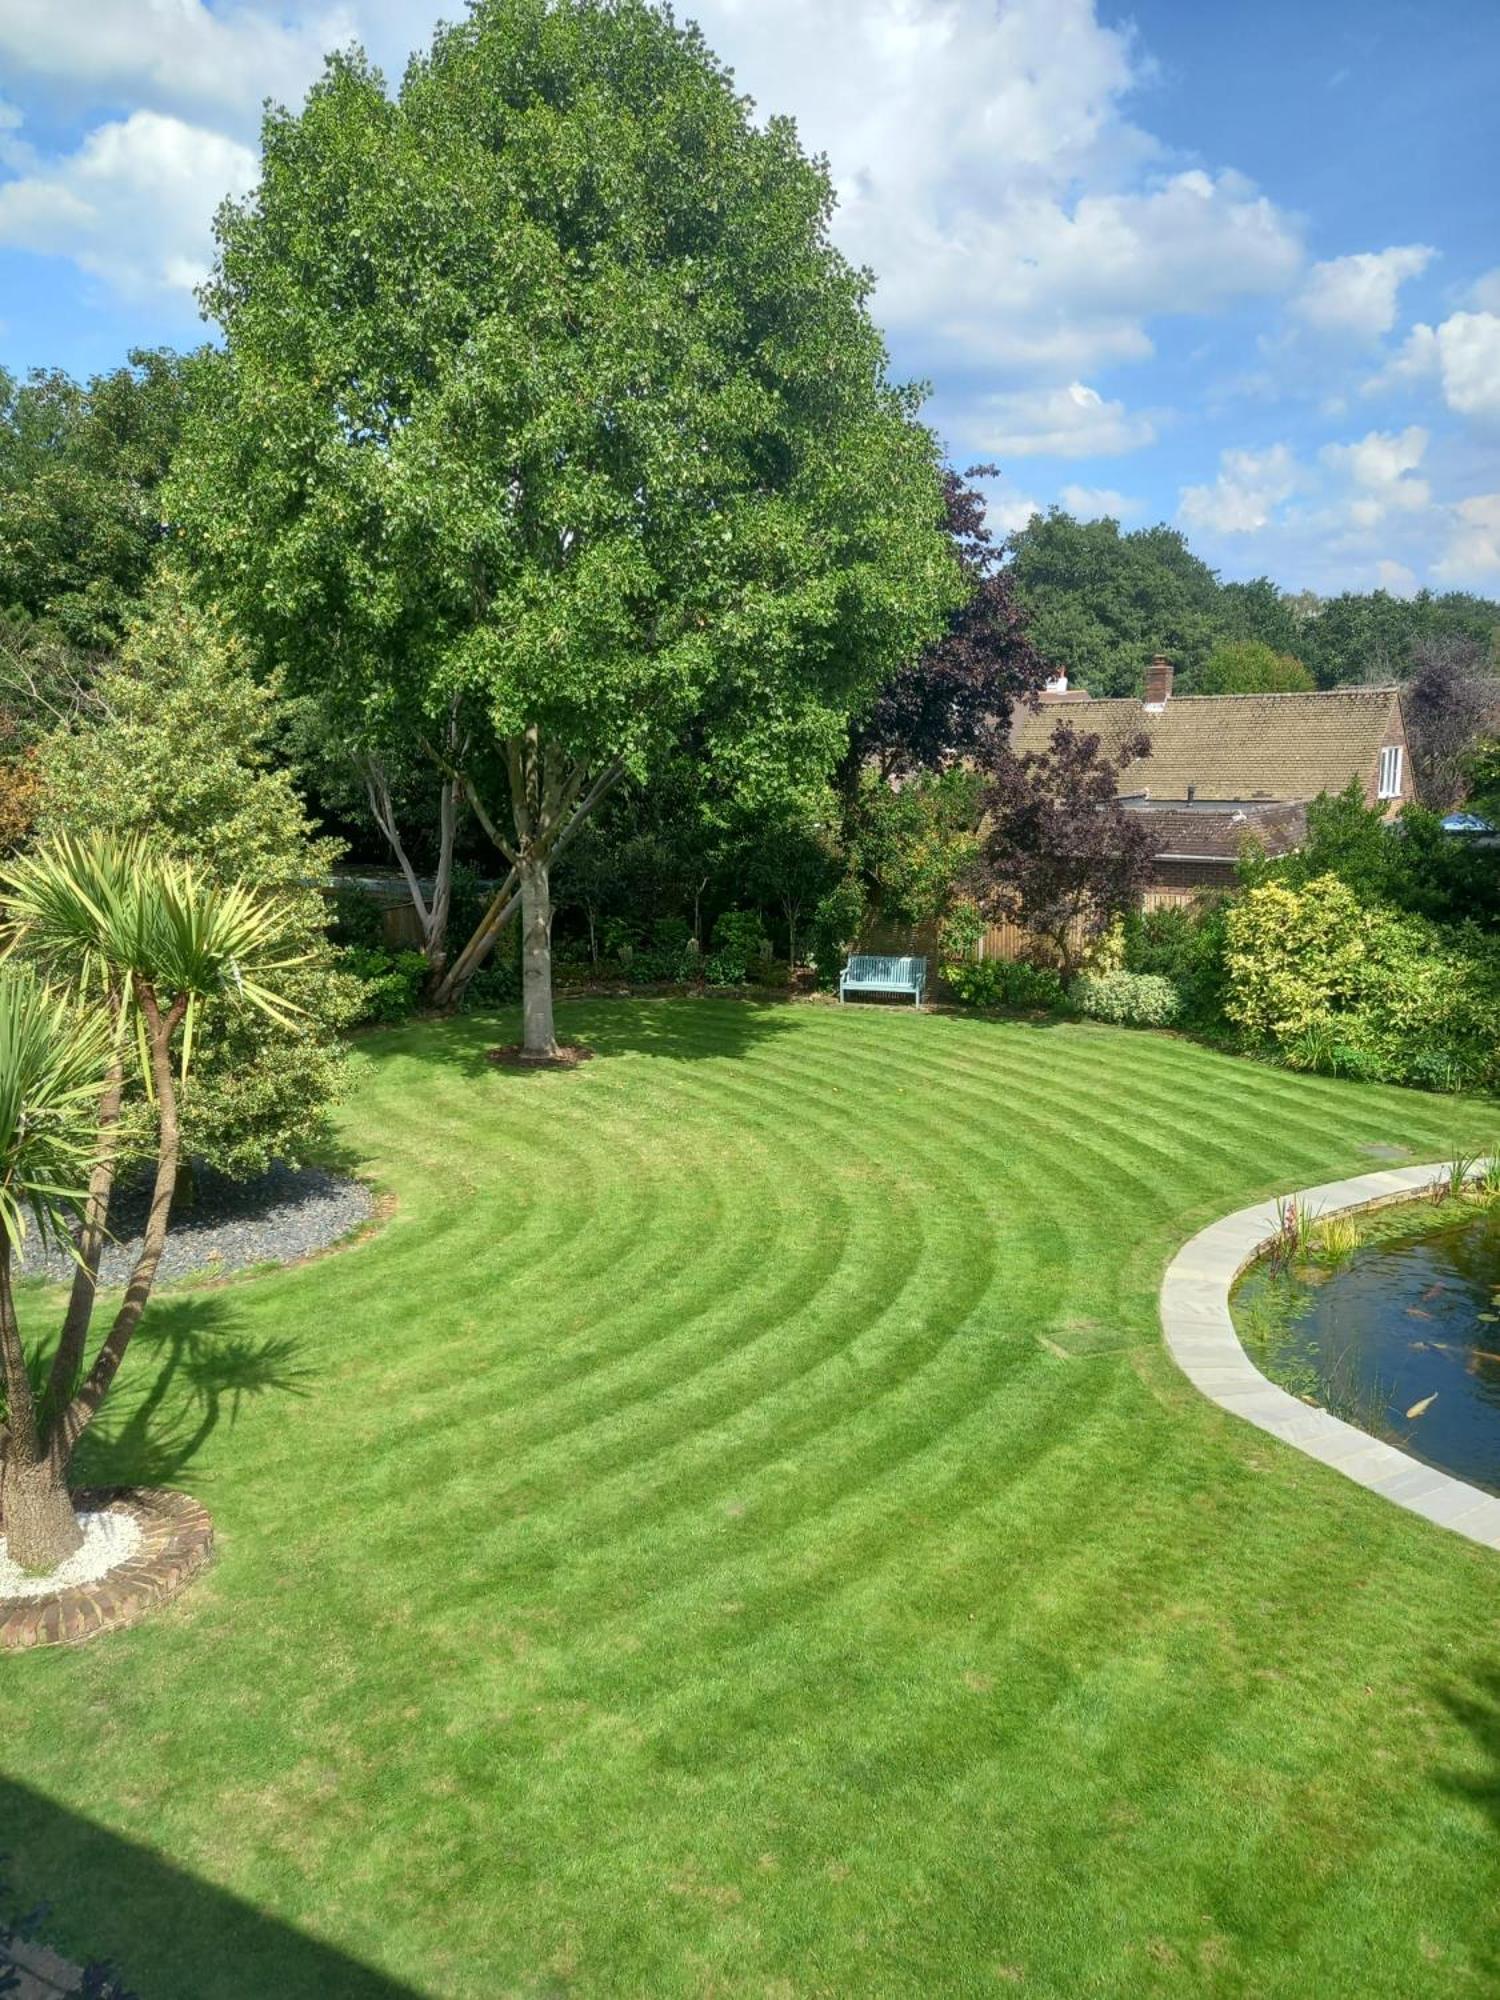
1144,655,1173,709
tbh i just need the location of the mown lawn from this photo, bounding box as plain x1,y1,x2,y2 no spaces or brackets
5,999,1500,1998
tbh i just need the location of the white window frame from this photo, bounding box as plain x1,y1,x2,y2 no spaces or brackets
1377,744,1403,800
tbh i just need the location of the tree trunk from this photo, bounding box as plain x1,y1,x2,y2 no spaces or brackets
519,851,558,1059
44,1046,124,1427
3,1453,81,1574
55,986,187,1464
426,773,459,975
0,1244,82,1571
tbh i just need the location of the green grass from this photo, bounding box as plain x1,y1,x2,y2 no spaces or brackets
5,999,1500,1998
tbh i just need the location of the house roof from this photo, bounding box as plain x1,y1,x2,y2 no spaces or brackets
1119,799,1308,862
1010,686,1403,803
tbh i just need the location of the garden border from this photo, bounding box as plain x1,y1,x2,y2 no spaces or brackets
0,1488,214,1651
1160,1159,1500,1548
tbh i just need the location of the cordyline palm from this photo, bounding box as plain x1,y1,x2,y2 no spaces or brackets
0,834,303,1574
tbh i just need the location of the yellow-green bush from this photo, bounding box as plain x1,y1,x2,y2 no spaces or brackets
1224,873,1500,1092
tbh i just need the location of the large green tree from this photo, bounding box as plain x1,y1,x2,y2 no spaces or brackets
170,0,958,1057
1005,512,1227,695
1194,639,1313,695
1297,588,1499,688
0,350,190,649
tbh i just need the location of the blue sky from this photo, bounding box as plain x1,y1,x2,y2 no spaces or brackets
1,0,1497,596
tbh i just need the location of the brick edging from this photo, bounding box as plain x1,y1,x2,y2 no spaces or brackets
1160,1161,1500,1547
1,1488,214,1651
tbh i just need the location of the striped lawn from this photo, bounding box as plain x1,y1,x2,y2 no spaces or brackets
4,998,1500,1999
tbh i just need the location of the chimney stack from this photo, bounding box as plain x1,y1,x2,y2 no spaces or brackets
1144,655,1173,710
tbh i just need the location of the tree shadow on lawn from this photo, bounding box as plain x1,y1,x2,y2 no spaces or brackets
71,1295,310,1497
1438,1665,1500,1830
1434,1665,1500,1984
413,993,797,1079
0,1776,418,2000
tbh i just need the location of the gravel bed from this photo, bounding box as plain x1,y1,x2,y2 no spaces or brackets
16,1161,374,1286
0,1508,142,1600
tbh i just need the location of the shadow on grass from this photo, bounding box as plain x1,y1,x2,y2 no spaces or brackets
0,1776,418,2000
404,993,797,1079
1435,1666,1500,1988
1439,1666,1500,1830
72,1295,310,1495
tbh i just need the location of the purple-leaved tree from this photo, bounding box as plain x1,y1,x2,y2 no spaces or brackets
974,722,1157,978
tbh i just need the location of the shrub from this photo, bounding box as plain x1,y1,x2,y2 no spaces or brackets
342,946,430,1024
810,876,867,987
329,880,387,950
1121,900,1231,1026
937,897,985,962
1224,873,1500,1093
704,908,770,986
703,948,749,988
944,958,1069,1012
37,582,357,1177
1072,969,1182,1027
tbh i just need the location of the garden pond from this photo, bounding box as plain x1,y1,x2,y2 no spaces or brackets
1233,1195,1500,1496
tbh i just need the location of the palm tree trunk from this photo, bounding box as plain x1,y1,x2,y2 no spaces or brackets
0,1237,83,1572
43,1048,125,1424
57,986,186,1459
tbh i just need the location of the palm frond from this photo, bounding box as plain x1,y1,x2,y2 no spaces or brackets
2,834,310,1082
0,963,113,1254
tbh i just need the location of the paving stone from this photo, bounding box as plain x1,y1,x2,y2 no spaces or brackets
1159,1157,1500,1551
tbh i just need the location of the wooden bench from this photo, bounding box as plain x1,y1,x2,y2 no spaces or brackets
839,954,927,1007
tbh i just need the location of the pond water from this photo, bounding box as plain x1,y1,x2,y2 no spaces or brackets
1234,1202,1500,1496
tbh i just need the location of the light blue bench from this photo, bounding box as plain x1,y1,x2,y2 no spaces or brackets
839,954,927,1007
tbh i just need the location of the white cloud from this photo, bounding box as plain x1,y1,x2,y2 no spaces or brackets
691,1,1302,373
1292,244,1432,340
981,488,1045,534
0,0,1307,353
972,381,1154,458
0,1,355,128
0,109,257,297
1436,493,1500,585
1179,443,1300,534
1375,560,1419,597
1368,310,1500,421
1468,268,1500,313
1318,426,1430,526
1059,483,1141,520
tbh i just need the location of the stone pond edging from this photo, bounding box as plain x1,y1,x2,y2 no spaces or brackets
0,1488,214,1651
1160,1160,1500,1549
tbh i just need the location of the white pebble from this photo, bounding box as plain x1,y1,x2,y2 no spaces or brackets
0,1508,143,1600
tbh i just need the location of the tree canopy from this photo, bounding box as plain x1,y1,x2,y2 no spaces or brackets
1004,508,1500,696
1194,639,1313,695
170,0,959,1054
0,349,191,649
36,581,356,1175
1004,512,1230,696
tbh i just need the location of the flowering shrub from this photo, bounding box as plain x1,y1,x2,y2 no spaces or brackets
1072,969,1182,1027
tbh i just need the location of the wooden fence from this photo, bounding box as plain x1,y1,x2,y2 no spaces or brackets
975,884,1209,964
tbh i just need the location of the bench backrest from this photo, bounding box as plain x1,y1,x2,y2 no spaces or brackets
844,955,927,985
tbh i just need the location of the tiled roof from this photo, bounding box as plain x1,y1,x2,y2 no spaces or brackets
1011,686,1402,802
1120,799,1308,861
